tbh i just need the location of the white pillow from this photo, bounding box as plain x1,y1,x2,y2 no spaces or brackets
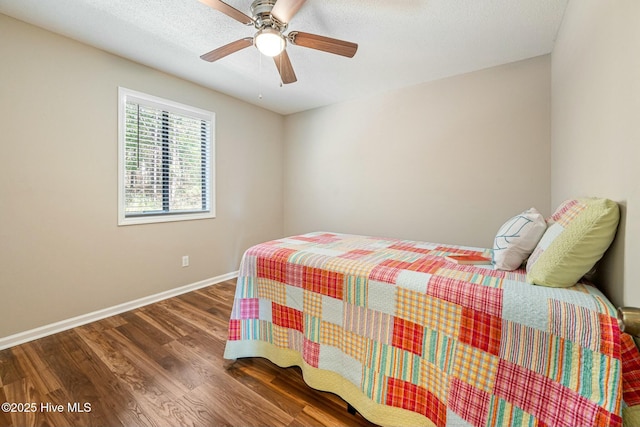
493,208,547,271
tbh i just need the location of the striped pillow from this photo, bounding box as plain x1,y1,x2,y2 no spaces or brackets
526,198,619,288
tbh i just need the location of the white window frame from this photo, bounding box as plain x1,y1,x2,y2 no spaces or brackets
117,87,215,225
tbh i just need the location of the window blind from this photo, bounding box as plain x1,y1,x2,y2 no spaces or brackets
118,88,214,225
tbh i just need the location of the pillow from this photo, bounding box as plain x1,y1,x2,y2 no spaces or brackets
526,198,619,288
493,208,547,270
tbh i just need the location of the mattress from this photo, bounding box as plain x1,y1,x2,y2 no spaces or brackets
224,232,640,427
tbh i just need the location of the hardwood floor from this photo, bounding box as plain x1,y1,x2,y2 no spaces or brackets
0,280,377,427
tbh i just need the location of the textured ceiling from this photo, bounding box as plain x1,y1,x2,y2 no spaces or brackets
0,0,568,115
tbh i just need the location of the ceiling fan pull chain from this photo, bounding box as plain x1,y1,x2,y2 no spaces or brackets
258,51,263,99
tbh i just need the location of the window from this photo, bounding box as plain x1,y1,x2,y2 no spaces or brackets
118,88,215,225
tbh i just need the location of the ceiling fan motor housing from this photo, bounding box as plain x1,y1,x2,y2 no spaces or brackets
250,0,285,31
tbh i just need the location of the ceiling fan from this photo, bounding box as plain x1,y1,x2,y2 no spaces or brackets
198,0,358,84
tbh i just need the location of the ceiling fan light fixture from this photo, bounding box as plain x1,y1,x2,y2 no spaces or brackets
255,28,285,57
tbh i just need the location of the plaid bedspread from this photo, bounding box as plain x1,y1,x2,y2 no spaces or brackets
224,232,640,427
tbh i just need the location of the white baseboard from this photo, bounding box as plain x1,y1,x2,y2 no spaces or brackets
0,271,238,351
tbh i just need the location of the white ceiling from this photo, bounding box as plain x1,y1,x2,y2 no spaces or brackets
0,0,568,115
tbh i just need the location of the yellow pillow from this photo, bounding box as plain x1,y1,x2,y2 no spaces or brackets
526,198,619,288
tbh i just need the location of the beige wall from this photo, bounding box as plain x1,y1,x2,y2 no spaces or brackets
551,0,640,306
284,56,551,248
0,14,284,338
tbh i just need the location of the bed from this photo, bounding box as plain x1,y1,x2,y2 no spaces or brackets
224,200,640,427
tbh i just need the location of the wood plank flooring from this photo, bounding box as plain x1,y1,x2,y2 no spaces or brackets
0,280,377,427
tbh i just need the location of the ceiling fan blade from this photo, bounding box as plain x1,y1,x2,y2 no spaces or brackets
289,31,358,58
273,50,297,84
271,0,306,24
200,37,253,62
198,0,253,25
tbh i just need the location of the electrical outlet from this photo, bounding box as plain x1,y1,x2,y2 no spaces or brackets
182,255,189,267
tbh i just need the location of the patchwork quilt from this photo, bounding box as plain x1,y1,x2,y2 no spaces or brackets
224,232,640,427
